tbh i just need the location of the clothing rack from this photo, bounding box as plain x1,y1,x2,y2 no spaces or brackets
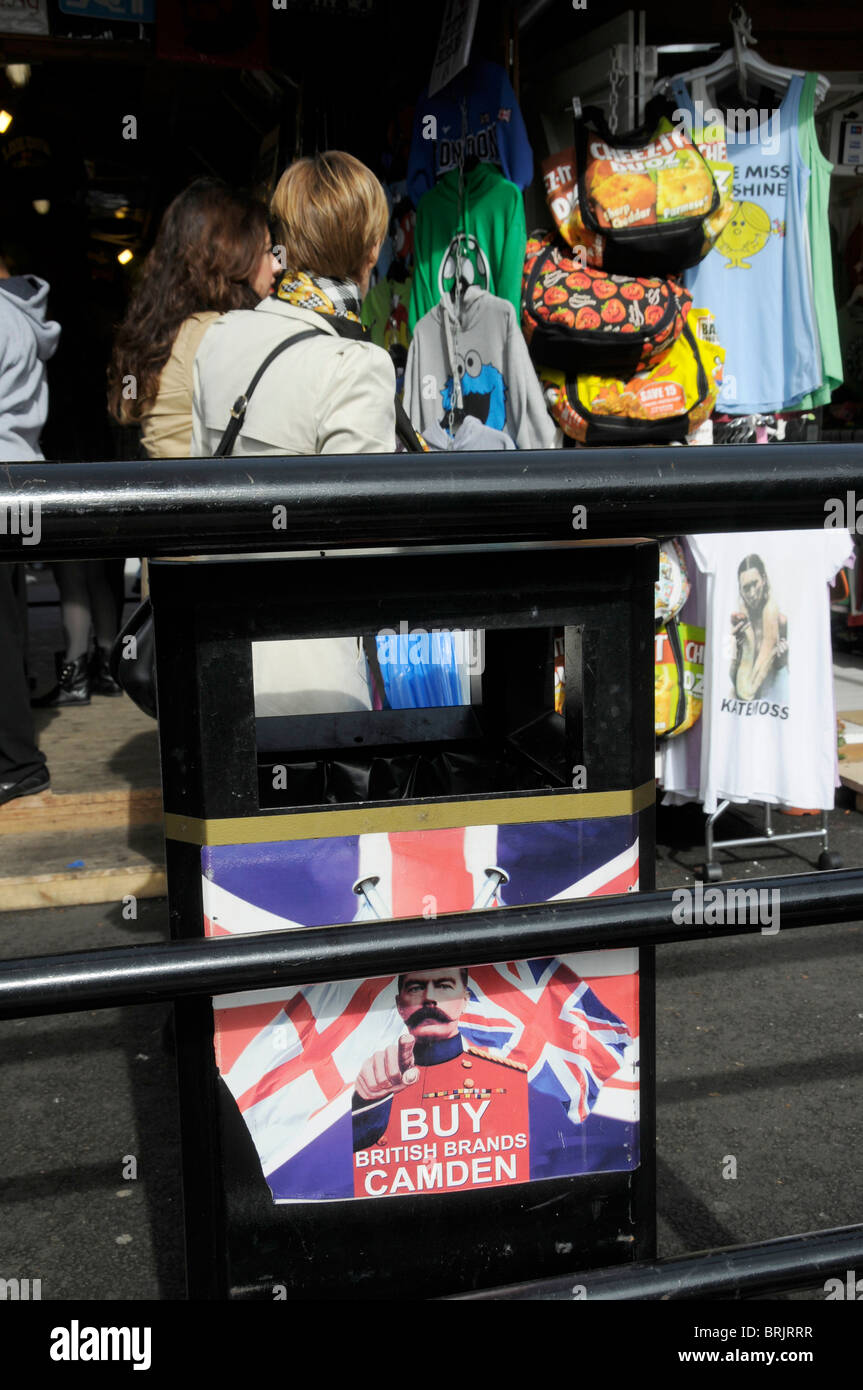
653,4,829,110
699,801,840,881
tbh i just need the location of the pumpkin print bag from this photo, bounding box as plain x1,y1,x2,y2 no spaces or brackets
522,229,692,378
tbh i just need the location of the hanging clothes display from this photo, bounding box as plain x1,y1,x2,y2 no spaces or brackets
361,273,413,352
421,416,516,450
663,530,855,814
405,284,556,448
792,72,844,410
406,57,533,209
373,182,415,283
837,290,863,400
409,162,527,331
361,272,413,398
670,74,822,414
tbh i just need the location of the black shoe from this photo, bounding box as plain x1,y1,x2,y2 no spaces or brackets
90,645,123,697
0,765,50,807
31,653,91,708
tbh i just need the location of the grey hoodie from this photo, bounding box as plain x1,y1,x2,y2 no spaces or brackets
404,285,557,449
0,275,60,461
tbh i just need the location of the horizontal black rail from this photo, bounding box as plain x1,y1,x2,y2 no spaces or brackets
0,446,861,559
0,870,861,1020
445,1223,863,1300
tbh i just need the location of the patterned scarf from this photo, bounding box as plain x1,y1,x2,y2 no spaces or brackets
275,269,363,323
275,268,429,453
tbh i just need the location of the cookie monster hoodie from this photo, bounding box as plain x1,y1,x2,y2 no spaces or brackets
0,274,60,461
404,285,557,449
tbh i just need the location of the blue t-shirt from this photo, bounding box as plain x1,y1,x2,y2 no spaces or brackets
407,57,533,208
674,75,821,414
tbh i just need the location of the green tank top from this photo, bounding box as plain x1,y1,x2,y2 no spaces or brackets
794,71,842,410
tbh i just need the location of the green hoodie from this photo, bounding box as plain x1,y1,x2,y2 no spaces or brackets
408,164,526,332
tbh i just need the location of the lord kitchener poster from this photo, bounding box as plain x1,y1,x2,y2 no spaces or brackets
203,816,640,1202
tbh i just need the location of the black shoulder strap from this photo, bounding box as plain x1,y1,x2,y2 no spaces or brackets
361,634,391,709
213,326,327,458
395,394,425,453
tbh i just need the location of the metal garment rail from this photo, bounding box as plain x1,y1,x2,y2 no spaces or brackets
0,871,861,1020
446,1224,863,1300
0,445,861,557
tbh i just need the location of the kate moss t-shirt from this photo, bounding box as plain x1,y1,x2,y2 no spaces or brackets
686,529,854,812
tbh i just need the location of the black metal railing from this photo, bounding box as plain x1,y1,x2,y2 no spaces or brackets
1,871,861,1020
1,447,861,1300
446,1224,863,1301
1,445,861,557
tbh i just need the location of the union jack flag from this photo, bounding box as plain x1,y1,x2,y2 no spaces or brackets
460,959,635,1125
204,817,640,1201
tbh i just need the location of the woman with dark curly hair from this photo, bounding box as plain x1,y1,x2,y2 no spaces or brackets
108,177,280,455
32,180,280,709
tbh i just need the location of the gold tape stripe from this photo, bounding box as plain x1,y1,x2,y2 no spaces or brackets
164,782,655,847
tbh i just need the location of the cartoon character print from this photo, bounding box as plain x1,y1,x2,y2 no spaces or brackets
714,200,772,269
440,348,507,432
438,233,491,300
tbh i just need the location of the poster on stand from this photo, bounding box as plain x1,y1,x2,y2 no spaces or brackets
204,815,641,1203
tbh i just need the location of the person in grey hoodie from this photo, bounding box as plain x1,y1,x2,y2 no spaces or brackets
0,254,59,807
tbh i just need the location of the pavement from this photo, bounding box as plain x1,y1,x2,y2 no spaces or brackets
653,796,863,1289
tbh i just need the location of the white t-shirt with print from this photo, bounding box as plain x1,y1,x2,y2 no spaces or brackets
686,529,854,813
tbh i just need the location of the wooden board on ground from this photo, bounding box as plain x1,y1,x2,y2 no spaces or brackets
0,787,162,836
0,824,167,912
8,592,167,909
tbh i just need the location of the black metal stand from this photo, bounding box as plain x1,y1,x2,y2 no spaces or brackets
699,800,841,882
149,540,658,1300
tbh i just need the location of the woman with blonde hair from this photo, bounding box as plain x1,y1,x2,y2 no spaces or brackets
191,151,418,716
192,150,416,458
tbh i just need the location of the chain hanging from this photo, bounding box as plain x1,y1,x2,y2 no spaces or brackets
446,94,470,444
607,44,624,135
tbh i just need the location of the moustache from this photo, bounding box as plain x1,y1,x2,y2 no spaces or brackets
407,1004,452,1027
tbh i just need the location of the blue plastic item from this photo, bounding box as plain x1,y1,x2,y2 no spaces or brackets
375,629,470,708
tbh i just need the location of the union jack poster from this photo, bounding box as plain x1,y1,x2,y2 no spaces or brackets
203,815,640,1202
